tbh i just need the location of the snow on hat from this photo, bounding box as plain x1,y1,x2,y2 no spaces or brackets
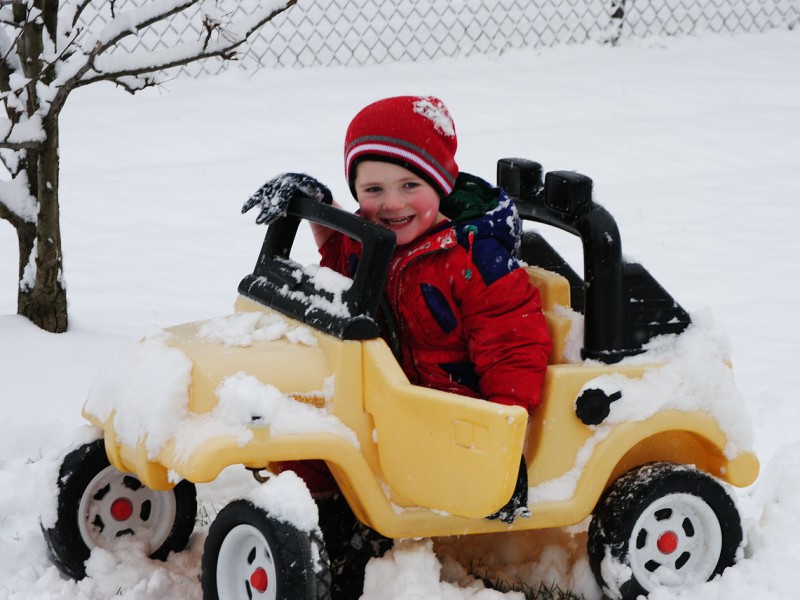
344,96,459,198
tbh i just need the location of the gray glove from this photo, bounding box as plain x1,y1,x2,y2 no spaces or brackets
242,172,333,225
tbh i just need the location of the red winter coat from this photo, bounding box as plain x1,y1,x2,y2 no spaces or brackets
320,173,552,411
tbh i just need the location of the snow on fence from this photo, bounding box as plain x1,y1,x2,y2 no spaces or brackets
81,0,799,76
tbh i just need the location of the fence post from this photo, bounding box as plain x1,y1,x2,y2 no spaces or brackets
608,0,627,46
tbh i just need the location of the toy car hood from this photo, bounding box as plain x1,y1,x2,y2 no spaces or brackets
81,301,351,486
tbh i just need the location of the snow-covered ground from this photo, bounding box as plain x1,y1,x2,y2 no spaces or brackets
1,29,799,599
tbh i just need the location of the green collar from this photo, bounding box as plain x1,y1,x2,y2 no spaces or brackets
439,172,500,222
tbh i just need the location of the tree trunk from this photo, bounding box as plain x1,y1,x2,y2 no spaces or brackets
11,1,68,333
17,126,68,333
2,0,294,332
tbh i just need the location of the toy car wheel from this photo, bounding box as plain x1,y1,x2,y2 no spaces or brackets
316,492,393,599
588,462,742,599
201,499,330,600
42,438,197,580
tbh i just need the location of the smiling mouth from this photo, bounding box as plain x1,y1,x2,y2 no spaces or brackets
383,216,414,227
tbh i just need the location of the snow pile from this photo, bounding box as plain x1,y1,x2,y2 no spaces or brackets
599,552,633,600
0,546,202,600
363,539,524,600
275,263,354,318
0,175,37,223
83,328,193,459
436,528,602,599
591,309,754,456
247,470,319,533
172,371,358,463
307,263,353,297
197,311,318,347
531,310,755,504
85,326,355,465
553,304,585,363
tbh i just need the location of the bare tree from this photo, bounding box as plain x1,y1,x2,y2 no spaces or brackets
0,0,296,332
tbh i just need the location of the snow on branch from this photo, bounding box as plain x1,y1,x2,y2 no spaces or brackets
68,1,93,31
0,115,45,148
0,6,25,82
84,0,201,48
0,1,297,216
44,0,294,111
0,171,37,225
73,1,296,87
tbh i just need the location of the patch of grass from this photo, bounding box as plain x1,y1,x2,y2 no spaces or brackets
483,576,587,600
194,501,219,527
471,561,587,600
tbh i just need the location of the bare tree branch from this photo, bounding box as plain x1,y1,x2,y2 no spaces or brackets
3,1,297,153
89,0,201,52
76,1,297,87
70,0,93,30
77,41,236,85
42,0,203,124
0,139,42,150
109,74,158,95
0,115,46,149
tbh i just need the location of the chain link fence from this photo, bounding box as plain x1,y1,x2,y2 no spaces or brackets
83,0,799,76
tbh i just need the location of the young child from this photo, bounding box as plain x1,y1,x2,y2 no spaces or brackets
245,95,552,412
244,96,553,597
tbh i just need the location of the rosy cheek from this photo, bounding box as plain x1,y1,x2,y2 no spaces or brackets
362,209,382,225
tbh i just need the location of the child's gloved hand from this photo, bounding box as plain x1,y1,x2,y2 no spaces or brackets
242,173,333,225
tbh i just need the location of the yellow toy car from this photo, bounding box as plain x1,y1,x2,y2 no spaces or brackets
42,159,759,600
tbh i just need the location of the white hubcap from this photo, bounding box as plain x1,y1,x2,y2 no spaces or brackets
77,465,177,554
629,492,723,591
216,524,279,600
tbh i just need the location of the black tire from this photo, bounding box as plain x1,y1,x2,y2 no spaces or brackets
588,462,742,599
201,499,331,600
42,438,197,580
316,492,393,600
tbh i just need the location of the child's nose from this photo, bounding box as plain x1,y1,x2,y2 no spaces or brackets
382,191,404,210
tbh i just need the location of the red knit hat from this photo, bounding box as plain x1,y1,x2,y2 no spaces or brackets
344,96,459,198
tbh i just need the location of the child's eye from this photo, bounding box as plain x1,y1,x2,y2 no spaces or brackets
403,181,420,189
364,185,382,193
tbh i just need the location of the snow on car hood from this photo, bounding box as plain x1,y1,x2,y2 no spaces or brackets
84,311,357,461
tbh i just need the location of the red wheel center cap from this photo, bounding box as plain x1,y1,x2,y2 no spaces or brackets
110,498,134,521
657,530,679,554
250,567,268,593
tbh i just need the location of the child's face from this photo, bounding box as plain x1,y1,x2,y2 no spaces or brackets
354,161,444,246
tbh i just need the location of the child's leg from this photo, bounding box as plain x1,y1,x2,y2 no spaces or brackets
487,455,530,524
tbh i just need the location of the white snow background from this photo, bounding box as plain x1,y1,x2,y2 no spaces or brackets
1,29,799,599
